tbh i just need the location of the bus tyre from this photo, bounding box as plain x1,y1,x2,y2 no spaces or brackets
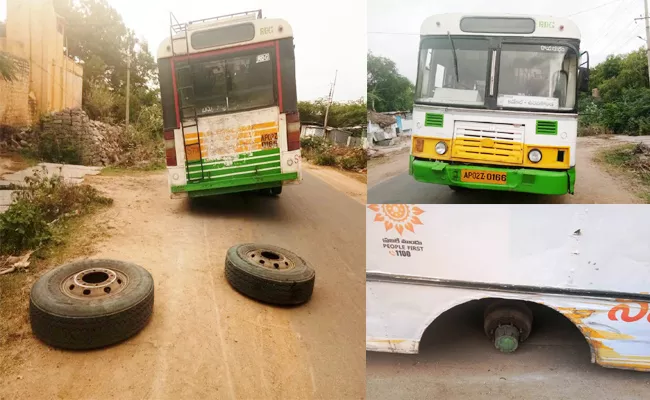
483,300,533,353
225,244,315,305
270,186,282,195
29,259,154,350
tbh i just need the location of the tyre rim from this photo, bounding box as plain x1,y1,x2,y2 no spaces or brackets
246,249,295,270
61,267,128,299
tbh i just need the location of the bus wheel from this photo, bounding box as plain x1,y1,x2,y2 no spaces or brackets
29,259,154,350
483,300,533,353
225,244,315,305
270,186,282,196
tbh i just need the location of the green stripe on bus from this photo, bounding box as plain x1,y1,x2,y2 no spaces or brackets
188,162,282,178
185,148,281,167
171,172,299,193
187,154,280,173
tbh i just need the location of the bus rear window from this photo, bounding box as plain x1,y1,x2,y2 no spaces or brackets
176,47,276,118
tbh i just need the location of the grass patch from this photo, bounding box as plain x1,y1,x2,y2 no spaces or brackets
597,143,650,202
101,162,165,176
301,136,367,171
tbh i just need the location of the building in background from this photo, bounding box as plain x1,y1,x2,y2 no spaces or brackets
0,0,83,126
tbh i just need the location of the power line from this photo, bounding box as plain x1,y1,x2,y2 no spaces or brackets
567,0,624,17
592,0,632,43
599,22,643,55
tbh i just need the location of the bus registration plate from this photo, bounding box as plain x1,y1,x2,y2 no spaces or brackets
186,144,201,162
460,170,507,185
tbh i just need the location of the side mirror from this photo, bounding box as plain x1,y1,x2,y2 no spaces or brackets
578,67,590,92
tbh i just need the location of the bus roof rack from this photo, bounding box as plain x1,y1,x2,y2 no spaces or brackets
170,10,263,34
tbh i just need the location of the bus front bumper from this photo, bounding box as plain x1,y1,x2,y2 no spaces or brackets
170,172,300,198
410,157,575,195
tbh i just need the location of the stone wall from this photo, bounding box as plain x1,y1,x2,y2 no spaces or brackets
0,53,32,126
38,109,123,166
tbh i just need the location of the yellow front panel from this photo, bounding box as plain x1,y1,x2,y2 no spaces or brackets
523,145,571,169
451,138,524,164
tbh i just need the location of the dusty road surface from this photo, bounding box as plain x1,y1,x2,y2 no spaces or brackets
0,169,365,400
368,136,644,204
367,301,650,400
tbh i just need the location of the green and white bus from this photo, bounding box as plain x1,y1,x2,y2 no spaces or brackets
410,14,590,195
157,10,301,199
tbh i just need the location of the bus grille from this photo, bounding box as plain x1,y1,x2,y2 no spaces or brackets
452,121,524,164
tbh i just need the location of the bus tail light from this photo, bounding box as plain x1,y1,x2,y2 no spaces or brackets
164,130,177,166
286,112,301,151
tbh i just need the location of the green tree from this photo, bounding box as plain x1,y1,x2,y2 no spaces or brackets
367,52,414,112
298,98,367,128
581,47,650,135
56,0,159,123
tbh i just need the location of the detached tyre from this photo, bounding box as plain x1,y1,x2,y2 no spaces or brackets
30,259,154,350
225,244,315,305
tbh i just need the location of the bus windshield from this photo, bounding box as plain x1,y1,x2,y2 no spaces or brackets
177,48,276,119
498,44,577,111
416,37,578,111
416,37,489,106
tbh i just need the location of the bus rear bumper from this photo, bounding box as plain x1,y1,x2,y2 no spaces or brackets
170,172,299,198
410,157,575,195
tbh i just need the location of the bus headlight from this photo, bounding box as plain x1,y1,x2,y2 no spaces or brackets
528,149,542,163
435,141,447,155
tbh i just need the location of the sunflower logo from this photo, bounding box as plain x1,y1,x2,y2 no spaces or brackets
368,204,425,236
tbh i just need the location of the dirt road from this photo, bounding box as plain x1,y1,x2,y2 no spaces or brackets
368,136,644,204
367,301,650,400
0,169,365,400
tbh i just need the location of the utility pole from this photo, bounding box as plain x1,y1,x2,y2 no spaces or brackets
322,70,337,138
126,50,131,131
643,0,650,84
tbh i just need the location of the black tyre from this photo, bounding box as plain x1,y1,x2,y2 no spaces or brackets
270,186,282,195
225,244,315,305
30,259,154,350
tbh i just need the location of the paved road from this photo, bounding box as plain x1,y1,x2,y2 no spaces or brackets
368,137,644,204
367,301,650,400
0,170,365,400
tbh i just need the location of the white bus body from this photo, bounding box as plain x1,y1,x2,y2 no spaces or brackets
366,204,650,371
157,11,301,198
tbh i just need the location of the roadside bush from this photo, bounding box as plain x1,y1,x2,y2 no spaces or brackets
578,124,612,137
116,125,165,170
314,152,337,166
32,129,84,165
0,168,113,255
301,136,367,171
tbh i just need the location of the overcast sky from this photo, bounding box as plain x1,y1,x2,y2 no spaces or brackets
1,0,366,101
368,0,649,83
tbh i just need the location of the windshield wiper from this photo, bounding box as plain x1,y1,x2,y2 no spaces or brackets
447,31,459,83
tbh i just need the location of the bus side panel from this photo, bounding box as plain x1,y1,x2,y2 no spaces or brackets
366,204,650,294
366,281,650,371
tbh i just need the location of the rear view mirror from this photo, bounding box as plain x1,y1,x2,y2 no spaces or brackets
578,67,590,92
